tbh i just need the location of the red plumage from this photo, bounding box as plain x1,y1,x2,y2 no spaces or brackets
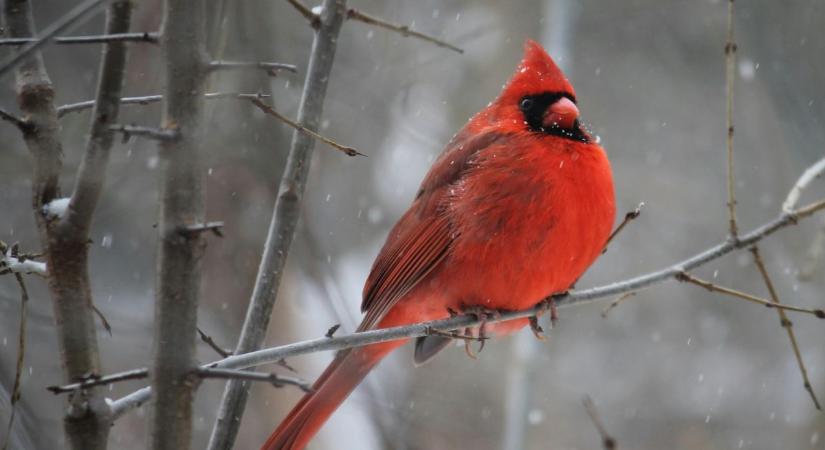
262,40,616,450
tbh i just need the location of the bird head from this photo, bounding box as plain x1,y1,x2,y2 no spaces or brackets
474,40,589,142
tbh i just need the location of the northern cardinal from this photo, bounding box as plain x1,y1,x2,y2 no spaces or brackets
263,40,616,450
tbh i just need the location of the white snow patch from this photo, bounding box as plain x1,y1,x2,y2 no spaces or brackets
2,248,47,275
43,197,70,219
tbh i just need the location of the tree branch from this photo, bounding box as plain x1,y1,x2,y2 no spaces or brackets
207,0,348,448
2,0,112,448
583,396,617,450
0,0,110,79
0,106,30,130
0,31,158,45
108,193,825,419
246,96,365,156
285,0,320,28
783,155,825,213
196,368,312,393
65,0,133,251
147,0,208,448
208,60,297,76
602,202,643,253
1,273,29,450
676,272,825,317
346,8,464,54
725,0,738,238
750,246,822,410
47,369,149,394
56,91,270,117
109,123,180,141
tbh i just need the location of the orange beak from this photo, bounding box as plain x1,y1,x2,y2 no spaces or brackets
542,97,579,130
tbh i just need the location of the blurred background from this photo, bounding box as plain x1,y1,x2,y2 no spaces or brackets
1,0,824,449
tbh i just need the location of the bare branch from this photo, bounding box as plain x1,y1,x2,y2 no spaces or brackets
1,246,47,275
246,96,365,156
725,0,739,238
0,31,158,45
208,60,297,76
47,369,148,394
602,202,643,253
0,106,30,130
600,292,637,318
196,368,312,393
65,0,134,251
583,396,617,450
207,1,349,448
197,327,232,358
750,246,822,410
147,0,208,447
783,156,825,213
57,91,271,117
109,123,180,141
1,274,29,450
676,272,825,318
0,0,110,79
110,181,825,421
346,8,464,54
285,0,321,28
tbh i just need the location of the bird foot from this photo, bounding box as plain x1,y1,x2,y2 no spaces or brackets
455,305,500,359
528,316,546,341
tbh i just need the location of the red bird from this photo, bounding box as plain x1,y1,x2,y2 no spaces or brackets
263,40,616,450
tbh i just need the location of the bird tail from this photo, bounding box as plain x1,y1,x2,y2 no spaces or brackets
261,340,399,450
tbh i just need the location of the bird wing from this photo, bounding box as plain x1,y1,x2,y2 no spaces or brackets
359,131,504,331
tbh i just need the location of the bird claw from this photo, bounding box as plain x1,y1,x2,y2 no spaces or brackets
528,316,546,340
455,305,499,359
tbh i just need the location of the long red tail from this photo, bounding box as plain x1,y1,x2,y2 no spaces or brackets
261,340,400,450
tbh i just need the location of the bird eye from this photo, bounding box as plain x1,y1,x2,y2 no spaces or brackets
519,97,534,112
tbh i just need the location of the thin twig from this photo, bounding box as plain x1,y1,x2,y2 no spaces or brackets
47,368,148,394
676,272,825,318
724,0,739,238
601,292,637,318
603,202,644,253
783,156,825,213
57,92,271,117
0,31,159,45
2,274,29,450
346,8,464,54
583,395,617,450
91,304,112,336
0,0,110,79
208,60,297,77
0,106,29,130
196,368,312,393
246,97,365,157
110,195,825,419
207,1,349,448
325,323,341,338
197,327,232,358
285,0,320,27
109,124,180,141
750,246,821,410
